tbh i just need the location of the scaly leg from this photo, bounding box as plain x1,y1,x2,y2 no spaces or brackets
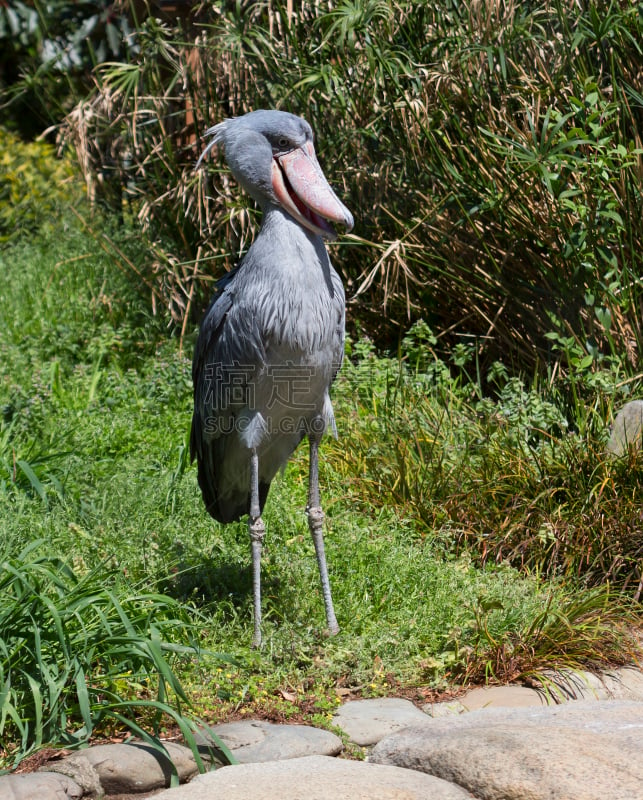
307,433,339,635
249,448,265,648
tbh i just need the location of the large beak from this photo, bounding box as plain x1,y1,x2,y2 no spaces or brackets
271,142,354,241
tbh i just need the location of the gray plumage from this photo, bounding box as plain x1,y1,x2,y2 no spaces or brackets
191,110,353,646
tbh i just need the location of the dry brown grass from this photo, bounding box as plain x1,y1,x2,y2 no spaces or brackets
56,0,643,370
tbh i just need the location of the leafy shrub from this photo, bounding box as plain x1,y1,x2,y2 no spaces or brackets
331,329,643,591
0,128,77,245
0,0,137,137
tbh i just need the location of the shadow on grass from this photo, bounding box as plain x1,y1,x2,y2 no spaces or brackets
159,553,281,616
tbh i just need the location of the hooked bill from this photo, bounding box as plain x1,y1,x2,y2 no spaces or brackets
271,142,354,240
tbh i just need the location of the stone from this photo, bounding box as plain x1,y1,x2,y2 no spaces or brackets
424,668,643,719
423,669,643,718
423,700,468,718
535,667,643,703
448,683,550,710
604,666,643,700
145,754,472,800
371,699,643,800
0,772,83,800
39,752,102,798
196,720,343,762
553,666,643,702
332,698,432,746
539,668,615,702
69,742,200,794
606,400,643,456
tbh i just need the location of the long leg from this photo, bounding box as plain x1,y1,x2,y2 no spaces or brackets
249,448,265,648
307,433,339,635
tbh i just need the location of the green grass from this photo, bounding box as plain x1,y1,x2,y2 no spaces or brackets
0,201,640,768
331,332,643,590
0,541,206,770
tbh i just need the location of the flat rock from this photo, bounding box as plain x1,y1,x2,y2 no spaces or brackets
521,667,643,704
448,683,550,710
371,699,643,800
38,751,102,797
425,668,643,716
423,699,468,718
63,742,199,794
332,698,432,746
0,772,83,800
145,754,472,800
562,667,643,702
542,669,612,701
603,666,643,700
196,720,343,762
607,400,643,456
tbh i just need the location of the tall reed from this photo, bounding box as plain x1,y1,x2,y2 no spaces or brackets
48,0,643,371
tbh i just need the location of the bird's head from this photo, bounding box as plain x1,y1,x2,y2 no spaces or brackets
196,110,354,241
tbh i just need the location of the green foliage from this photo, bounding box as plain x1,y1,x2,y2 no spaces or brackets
332,325,643,590
0,128,76,245
0,541,202,770
29,0,642,372
0,206,239,771
0,0,136,136
0,420,66,508
450,586,637,686
0,155,640,767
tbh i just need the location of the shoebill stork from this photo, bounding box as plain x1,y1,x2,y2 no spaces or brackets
191,110,353,647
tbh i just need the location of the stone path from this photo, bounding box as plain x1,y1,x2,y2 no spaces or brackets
371,699,643,800
2,666,643,800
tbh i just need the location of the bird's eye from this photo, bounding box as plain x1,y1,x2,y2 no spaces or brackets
277,137,290,149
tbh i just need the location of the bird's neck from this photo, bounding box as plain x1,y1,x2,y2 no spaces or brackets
250,204,335,294
259,204,321,242
259,204,330,261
